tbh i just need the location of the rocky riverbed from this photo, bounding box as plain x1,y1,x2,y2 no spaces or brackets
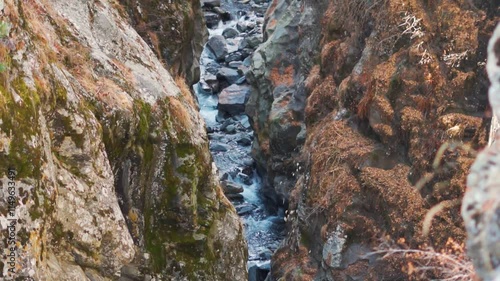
195,0,284,280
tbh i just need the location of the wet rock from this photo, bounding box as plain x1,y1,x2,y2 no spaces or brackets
240,34,263,49
243,158,255,167
218,84,251,116
213,7,231,21
202,0,221,8
236,203,257,215
206,61,221,75
204,73,220,93
237,135,252,146
217,67,242,85
248,261,271,281
238,172,253,185
207,35,228,61
224,124,237,134
237,20,256,33
229,61,244,69
198,80,214,94
223,27,240,39
220,119,234,131
210,143,230,152
225,52,244,63
205,12,221,29
226,193,245,201
258,248,273,260
221,181,245,194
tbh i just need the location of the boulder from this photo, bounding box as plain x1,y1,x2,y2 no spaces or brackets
207,35,228,61
218,84,251,116
240,34,263,49
213,7,231,21
204,12,221,29
229,61,244,69
224,124,237,134
217,67,241,85
204,73,220,93
210,143,230,152
225,51,244,63
236,203,257,215
198,80,213,94
222,27,240,39
248,261,270,281
221,181,244,194
205,61,221,75
237,135,252,146
237,20,256,33
201,0,221,8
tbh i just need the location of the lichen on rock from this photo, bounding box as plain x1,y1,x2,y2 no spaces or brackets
462,23,500,281
0,0,247,280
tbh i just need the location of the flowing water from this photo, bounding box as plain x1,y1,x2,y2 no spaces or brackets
194,1,284,279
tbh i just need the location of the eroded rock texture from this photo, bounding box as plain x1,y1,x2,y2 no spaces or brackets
118,0,207,85
247,0,499,280
462,24,500,281
0,0,246,280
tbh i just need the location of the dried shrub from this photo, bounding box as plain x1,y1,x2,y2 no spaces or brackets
368,237,475,281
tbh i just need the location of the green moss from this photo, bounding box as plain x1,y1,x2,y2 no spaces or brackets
0,76,42,179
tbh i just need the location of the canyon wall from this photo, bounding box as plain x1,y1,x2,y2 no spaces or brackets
247,0,499,279
0,0,247,280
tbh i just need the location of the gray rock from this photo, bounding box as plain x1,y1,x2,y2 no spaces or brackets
236,203,257,215
237,20,256,33
240,34,263,49
248,261,270,281
207,35,228,61
210,143,230,152
243,158,254,166
224,124,237,134
234,75,246,84
204,73,220,93
204,12,221,29
237,136,252,146
221,181,244,194
225,52,243,63
202,0,221,8
198,80,213,94
229,61,244,69
205,61,221,75
217,67,241,85
218,84,251,116
213,7,231,21
237,172,252,185
322,226,347,269
222,27,240,39
226,193,244,201
258,249,273,260
220,119,234,131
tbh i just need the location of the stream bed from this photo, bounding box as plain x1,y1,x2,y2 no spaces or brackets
194,0,284,280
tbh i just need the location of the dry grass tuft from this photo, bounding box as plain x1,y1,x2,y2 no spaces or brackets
368,237,475,281
174,75,196,109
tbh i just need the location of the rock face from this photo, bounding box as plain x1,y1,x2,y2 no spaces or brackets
0,0,247,280
119,0,208,85
462,24,500,281
247,0,499,280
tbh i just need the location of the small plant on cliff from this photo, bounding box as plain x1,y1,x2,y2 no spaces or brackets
367,238,475,281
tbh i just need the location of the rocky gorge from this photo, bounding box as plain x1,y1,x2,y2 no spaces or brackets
0,0,498,281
